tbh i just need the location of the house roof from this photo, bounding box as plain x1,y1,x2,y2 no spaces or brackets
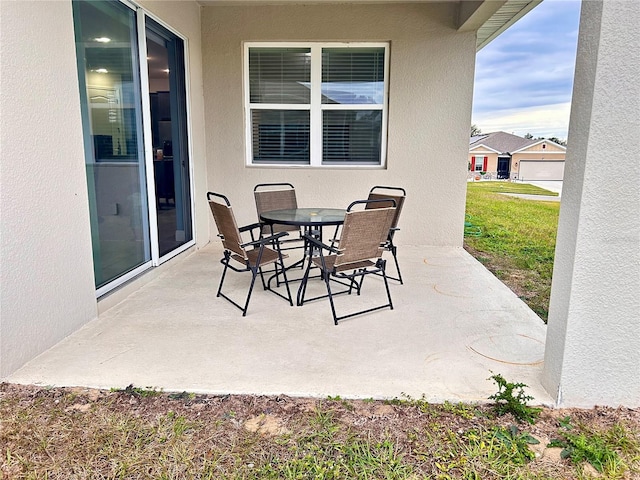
469,131,536,155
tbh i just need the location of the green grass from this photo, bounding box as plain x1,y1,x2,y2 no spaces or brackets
465,182,560,322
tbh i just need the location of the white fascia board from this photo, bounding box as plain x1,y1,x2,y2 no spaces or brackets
512,139,567,154
469,144,501,154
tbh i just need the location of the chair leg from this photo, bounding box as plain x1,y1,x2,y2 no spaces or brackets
297,255,315,306
324,272,340,326
242,267,259,316
380,259,394,310
217,253,231,298
390,244,403,284
278,252,293,306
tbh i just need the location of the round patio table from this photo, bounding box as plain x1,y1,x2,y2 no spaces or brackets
259,208,346,305
259,208,346,227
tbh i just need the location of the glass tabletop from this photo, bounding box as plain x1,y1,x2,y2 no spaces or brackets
260,208,346,227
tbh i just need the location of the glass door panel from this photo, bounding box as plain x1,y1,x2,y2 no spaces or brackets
73,0,151,288
146,19,193,257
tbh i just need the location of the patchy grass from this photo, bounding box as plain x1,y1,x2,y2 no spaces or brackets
1,384,639,479
464,182,560,322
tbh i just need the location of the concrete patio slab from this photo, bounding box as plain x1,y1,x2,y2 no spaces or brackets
8,243,554,406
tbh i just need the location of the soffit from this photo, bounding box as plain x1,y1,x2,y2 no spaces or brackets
196,0,541,51
474,0,542,50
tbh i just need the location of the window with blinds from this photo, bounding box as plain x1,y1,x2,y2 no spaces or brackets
245,43,388,167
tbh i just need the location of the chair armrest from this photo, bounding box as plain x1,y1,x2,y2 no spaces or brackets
241,231,289,248
239,222,262,233
303,233,341,254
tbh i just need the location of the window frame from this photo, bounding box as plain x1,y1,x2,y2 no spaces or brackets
243,42,390,168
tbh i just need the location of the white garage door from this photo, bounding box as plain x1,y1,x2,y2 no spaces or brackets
518,160,565,181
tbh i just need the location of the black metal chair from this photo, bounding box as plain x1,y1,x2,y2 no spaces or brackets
207,192,293,316
298,199,396,325
365,186,406,284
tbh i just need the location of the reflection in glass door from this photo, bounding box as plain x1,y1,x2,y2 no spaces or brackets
146,19,192,257
73,0,151,289
73,0,194,294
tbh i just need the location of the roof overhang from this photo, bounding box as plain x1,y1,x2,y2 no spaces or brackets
197,0,542,51
457,0,542,50
470,144,502,154
511,139,567,154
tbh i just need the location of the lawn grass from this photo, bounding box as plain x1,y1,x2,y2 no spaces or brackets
2,385,639,480
464,182,560,322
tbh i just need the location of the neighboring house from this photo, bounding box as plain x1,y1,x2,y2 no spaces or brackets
469,131,566,180
1,0,638,408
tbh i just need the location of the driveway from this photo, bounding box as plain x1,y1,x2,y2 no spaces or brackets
527,181,563,196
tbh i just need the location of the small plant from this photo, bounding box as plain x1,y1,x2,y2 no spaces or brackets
488,374,541,424
384,392,430,413
326,395,354,411
494,425,540,464
168,391,194,400
112,384,162,398
442,400,476,419
549,418,630,475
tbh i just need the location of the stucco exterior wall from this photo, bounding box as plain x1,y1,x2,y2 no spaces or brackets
0,0,207,378
542,0,640,407
524,142,565,153
201,3,476,246
468,150,498,173
0,1,97,377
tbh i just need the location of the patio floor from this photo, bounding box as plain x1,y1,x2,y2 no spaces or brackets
8,243,553,405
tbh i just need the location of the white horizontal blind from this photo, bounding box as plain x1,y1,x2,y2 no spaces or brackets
251,110,310,164
245,43,388,167
249,48,311,104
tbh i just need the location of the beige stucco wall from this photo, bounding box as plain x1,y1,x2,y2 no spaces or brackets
202,3,476,246
524,142,565,153
468,149,498,173
542,0,640,407
0,0,207,378
1,1,97,377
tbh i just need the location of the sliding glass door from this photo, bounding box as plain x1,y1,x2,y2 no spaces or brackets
73,0,193,294
146,19,192,257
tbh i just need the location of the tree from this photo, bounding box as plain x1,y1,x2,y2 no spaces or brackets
547,136,567,146
524,133,534,139
471,124,482,136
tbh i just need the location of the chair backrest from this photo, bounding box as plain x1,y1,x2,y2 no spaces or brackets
334,202,396,270
207,192,247,260
254,183,299,233
365,186,406,231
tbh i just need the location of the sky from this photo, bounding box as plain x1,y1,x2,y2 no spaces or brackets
472,0,582,141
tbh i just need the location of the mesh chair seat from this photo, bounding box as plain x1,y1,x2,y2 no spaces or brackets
311,255,376,273
208,191,293,316
365,186,406,284
299,199,396,325
231,248,284,268
254,183,301,235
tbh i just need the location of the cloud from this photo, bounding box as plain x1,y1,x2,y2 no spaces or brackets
473,102,572,140
472,0,581,138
